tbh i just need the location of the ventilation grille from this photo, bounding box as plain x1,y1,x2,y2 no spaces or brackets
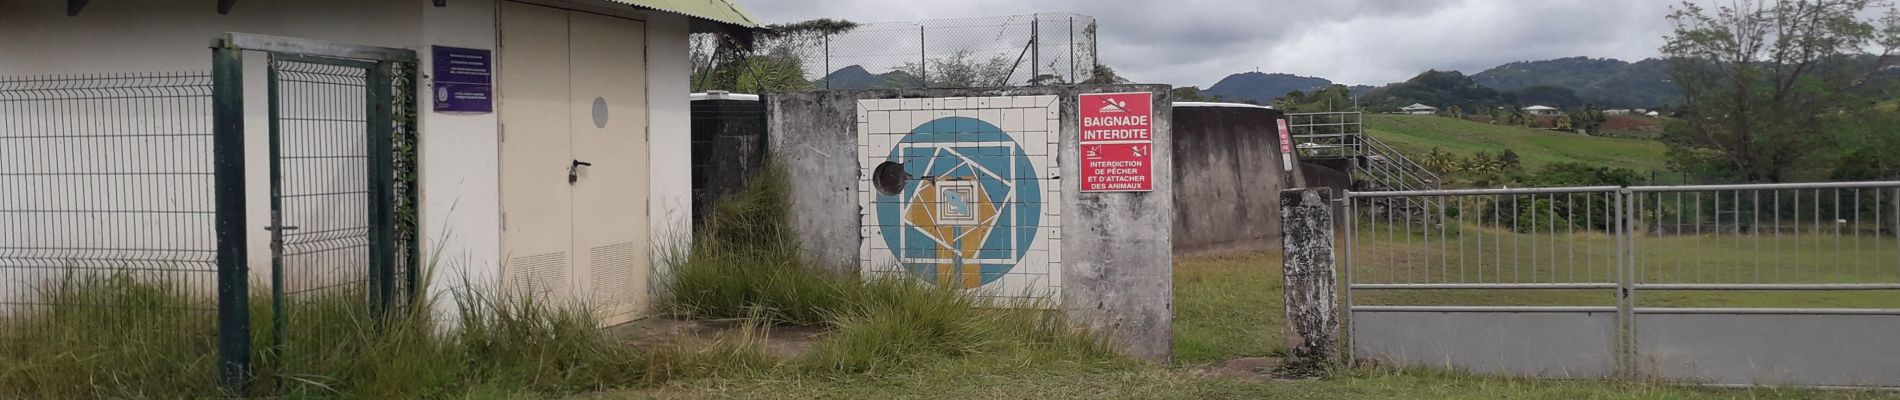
590,242,639,309
510,252,568,303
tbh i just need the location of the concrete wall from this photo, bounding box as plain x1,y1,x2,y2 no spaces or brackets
1169,104,1292,256
767,85,1175,361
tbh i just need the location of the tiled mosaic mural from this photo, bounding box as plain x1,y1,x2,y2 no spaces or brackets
857,96,1063,303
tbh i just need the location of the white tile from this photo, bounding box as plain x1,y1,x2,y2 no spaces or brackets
879,98,901,111
1000,273,1024,293
921,97,937,109
943,97,967,109
911,110,934,128
1000,108,1025,132
1049,226,1061,240
978,109,1002,126
1025,131,1047,154
1048,241,1062,263
1024,112,1047,132
956,109,979,120
891,110,913,134
868,111,890,135
901,98,923,110
1037,95,1057,108
857,99,878,112
934,109,955,124
856,122,869,138
1046,193,1062,216
974,97,991,109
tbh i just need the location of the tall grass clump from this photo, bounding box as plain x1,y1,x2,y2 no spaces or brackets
0,271,650,397
661,161,851,325
664,159,1119,375
0,272,219,398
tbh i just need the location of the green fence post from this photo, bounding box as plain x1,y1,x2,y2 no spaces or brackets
366,61,398,316
210,39,252,395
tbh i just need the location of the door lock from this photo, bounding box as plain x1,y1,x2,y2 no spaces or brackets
568,160,592,184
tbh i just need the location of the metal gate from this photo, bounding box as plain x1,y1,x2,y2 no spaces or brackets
209,33,418,392
1342,182,1900,388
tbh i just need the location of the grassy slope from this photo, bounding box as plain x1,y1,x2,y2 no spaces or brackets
1364,114,1670,172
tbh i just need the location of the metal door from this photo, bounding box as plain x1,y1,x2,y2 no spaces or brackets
499,2,577,303
499,2,650,323
568,11,649,325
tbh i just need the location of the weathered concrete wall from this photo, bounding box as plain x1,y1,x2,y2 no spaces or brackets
1169,104,1291,256
765,92,863,272
766,85,1175,361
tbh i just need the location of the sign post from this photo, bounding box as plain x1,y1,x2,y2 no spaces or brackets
1277,118,1293,171
1079,92,1155,192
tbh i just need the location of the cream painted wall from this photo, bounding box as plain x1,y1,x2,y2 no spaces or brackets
644,12,694,284
419,0,504,322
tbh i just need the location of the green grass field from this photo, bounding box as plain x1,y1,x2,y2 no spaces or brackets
1364,114,1671,172
1350,222,1900,309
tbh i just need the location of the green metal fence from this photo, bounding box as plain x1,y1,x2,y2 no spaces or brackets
0,71,223,380
0,33,418,395
214,33,420,394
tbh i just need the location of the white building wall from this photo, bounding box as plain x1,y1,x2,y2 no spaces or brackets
0,0,693,320
644,12,694,283
419,0,504,322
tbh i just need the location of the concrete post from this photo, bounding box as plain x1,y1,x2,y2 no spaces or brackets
1281,188,1338,366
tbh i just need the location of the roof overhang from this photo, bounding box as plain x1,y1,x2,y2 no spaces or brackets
599,0,760,34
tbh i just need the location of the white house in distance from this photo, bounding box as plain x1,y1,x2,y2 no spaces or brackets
1523,105,1561,116
0,0,758,326
1399,103,1438,115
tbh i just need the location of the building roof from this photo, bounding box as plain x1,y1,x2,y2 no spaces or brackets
1522,105,1557,110
1400,103,1436,110
606,0,760,29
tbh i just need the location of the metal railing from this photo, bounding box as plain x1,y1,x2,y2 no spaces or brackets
1286,111,1440,194
1341,181,1900,387
0,72,220,366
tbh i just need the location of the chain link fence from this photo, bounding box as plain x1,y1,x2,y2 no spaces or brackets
695,13,1098,92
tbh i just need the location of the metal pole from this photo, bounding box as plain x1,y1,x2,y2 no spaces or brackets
264,54,287,389
209,40,252,396
1030,15,1040,86
367,61,398,316
919,25,927,88
823,33,831,90
1069,17,1076,84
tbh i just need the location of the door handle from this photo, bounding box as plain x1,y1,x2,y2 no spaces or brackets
569,160,592,184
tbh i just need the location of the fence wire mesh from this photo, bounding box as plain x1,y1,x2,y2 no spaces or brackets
0,72,219,353
1343,182,1900,309
694,13,1098,92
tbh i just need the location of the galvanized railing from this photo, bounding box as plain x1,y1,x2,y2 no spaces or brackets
1286,111,1440,194
1341,181,1900,387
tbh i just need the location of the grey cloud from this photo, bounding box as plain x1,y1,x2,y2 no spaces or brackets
738,0,1694,87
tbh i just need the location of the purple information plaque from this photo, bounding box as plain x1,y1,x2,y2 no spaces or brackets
432,45,493,113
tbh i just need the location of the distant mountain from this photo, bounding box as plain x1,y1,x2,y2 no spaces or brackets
815,65,923,90
1471,57,1679,108
1359,70,1507,112
1203,72,1334,104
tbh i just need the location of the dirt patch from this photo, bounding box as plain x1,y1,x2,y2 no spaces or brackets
608,318,829,359
1201,357,1283,382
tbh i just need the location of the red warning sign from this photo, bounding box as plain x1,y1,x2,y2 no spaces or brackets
1079,92,1155,192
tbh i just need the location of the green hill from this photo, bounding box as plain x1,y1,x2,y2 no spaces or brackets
1364,114,1670,173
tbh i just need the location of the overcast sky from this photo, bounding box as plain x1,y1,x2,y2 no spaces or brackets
735,0,1691,87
